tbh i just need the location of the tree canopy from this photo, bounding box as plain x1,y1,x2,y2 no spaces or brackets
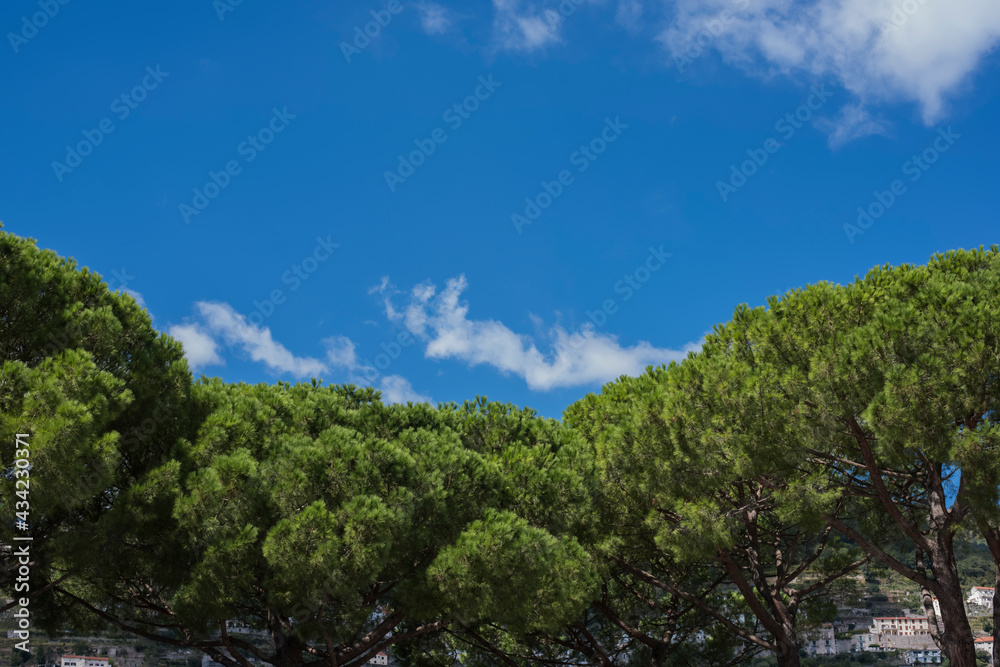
53,382,598,667
1,229,191,628
3,232,999,667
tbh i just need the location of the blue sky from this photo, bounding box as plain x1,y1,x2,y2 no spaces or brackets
3,0,1000,418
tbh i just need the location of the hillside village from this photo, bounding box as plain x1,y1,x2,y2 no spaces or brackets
792,585,995,665
2,584,994,667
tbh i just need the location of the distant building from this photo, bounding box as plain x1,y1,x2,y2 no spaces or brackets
969,586,995,608
870,617,930,636
853,632,879,652
902,647,942,664
61,657,110,667
802,625,852,656
975,636,994,660
368,653,388,665
202,652,260,667
225,620,268,638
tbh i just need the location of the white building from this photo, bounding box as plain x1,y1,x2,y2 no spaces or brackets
902,647,942,664
61,657,110,667
368,653,388,665
975,636,994,661
803,626,836,656
853,632,879,652
969,586,995,608
870,617,930,636
802,625,853,656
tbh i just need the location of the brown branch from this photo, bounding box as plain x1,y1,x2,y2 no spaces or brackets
847,416,931,551
609,555,776,652
825,515,933,589
792,555,870,599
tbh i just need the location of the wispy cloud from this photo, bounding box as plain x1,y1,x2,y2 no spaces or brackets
175,302,326,378
199,302,328,377
817,102,890,148
171,303,431,403
369,276,402,322
417,2,452,34
659,0,1000,127
379,375,433,404
492,0,564,51
615,0,643,32
381,275,702,391
322,334,431,404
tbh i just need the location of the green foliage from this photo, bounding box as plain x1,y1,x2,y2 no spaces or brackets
71,380,598,666
6,231,1000,667
0,229,191,631
428,508,596,633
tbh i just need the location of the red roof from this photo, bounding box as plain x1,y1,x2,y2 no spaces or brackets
874,617,927,621
975,637,993,643
973,586,995,590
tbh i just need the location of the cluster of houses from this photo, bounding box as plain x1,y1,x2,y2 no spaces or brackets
801,585,995,665
198,648,389,667
59,657,111,667
32,586,995,667
55,650,388,667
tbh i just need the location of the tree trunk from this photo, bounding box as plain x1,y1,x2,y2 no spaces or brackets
928,546,978,667
649,643,667,667
984,527,1000,667
774,643,801,667
270,634,305,667
267,607,306,667
993,566,999,667
773,619,801,667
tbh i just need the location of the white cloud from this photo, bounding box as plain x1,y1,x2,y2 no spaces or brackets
379,375,433,404
194,302,327,378
493,0,564,51
172,302,433,402
816,102,890,148
417,2,452,34
615,0,643,31
324,335,361,369
369,276,402,322
168,323,223,371
383,275,702,391
659,0,1000,125
322,334,432,404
